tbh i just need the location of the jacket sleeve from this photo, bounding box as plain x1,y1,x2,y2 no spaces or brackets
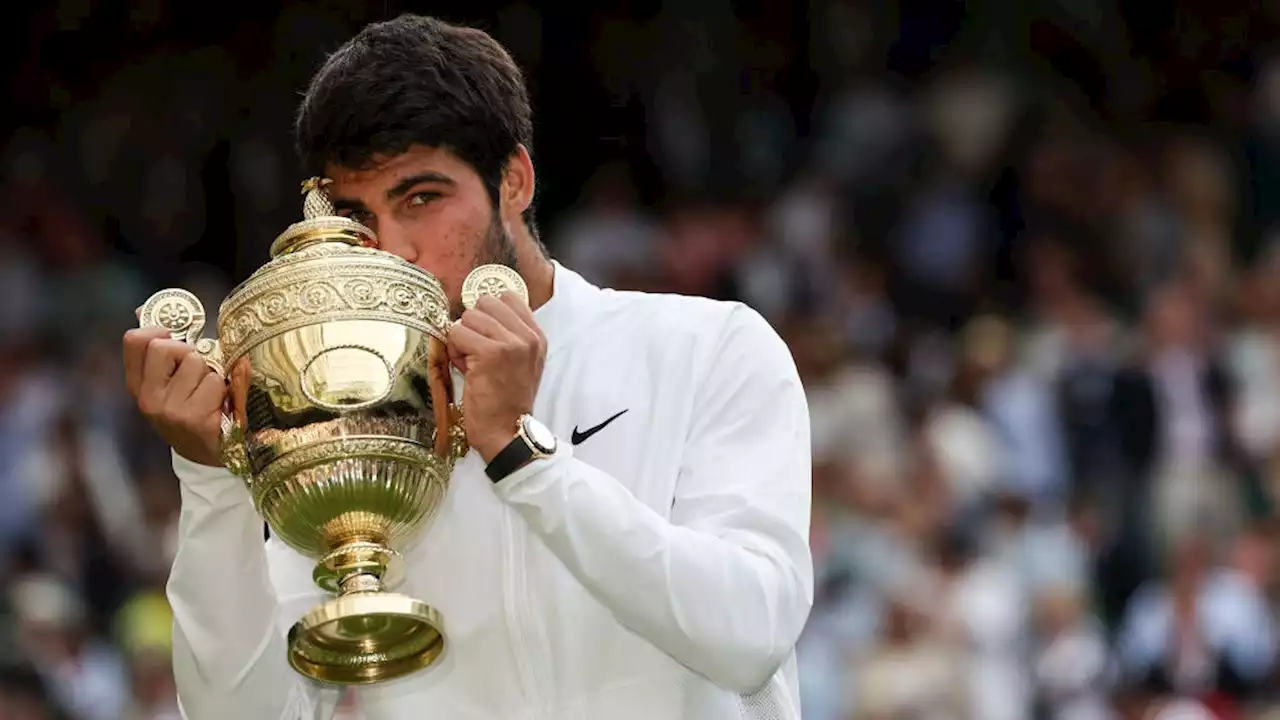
167,453,343,720
493,305,814,694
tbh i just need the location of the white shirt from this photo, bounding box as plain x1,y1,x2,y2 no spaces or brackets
167,261,814,719
1150,349,1213,468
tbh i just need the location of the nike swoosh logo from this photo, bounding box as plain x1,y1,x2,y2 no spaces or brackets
571,409,629,445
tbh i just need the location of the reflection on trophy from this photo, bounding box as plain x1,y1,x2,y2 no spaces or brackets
137,177,526,685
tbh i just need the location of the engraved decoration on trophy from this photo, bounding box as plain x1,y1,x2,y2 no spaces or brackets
138,177,527,685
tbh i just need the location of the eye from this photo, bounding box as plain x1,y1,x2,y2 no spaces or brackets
407,192,440,208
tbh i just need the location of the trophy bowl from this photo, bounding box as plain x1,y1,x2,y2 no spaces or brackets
137,178,512,686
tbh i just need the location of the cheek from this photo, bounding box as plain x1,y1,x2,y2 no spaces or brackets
404,202,490,302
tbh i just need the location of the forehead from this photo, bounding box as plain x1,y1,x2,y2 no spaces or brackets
325,145,480,196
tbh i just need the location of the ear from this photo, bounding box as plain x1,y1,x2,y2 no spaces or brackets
500,145,536,218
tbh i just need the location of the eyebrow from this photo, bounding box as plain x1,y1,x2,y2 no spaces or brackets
331,197,368,214
386,171,457,200
329,171,457,214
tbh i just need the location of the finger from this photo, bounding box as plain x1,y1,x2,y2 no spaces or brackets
497,292,543,341
498,291,537,325
446,338,468,374
448,322,498,359
165,352,213,408
188,372,228,416
477,294,536,339
458,305,510,342
138,339,192,409
123,327,172,396
485,294,543,357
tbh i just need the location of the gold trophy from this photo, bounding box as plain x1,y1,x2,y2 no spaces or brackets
138,178,526,685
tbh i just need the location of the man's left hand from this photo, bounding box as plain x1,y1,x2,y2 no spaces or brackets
447,293,546,462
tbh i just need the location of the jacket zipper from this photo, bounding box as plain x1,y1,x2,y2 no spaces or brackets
514,514,555,708
501,504,546,714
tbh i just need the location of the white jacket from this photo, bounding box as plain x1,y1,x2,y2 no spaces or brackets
168,262,814,719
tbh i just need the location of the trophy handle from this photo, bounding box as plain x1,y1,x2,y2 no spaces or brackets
448,402,468,460
138,289,251,479
441,263,529,462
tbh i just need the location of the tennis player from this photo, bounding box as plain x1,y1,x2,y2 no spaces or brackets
122,14,812,720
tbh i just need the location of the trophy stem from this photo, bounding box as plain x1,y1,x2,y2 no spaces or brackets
339,572,384,594
313,540,406,595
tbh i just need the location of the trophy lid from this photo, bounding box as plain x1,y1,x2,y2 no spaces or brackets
270,177,377,258
214,176,449,367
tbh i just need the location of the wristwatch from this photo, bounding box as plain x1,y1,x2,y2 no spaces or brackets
485,414,558,482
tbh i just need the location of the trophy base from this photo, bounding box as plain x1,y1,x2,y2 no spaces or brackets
287,593,446,685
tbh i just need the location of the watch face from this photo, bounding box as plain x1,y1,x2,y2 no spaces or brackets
523,417,557,453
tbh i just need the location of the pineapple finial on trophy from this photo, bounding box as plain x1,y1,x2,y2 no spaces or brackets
269,176,377,258
301,176,337,219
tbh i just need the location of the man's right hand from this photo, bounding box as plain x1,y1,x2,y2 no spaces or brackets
123,326,227,467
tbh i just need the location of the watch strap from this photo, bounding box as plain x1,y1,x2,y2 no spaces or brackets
485,433,535,483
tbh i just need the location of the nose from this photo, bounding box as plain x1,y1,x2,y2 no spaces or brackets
373,221,418,263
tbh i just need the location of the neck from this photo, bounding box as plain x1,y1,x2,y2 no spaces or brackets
513,229,555,310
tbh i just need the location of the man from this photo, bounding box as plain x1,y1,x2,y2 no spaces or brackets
121,14,813,720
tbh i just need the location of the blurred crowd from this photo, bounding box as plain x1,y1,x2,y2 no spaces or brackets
6,1,1280,719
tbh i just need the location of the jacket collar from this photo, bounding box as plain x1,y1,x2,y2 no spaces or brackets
534,260,594,357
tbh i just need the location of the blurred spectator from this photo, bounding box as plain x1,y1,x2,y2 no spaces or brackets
554,160,659,288
967,314,1070,511
0,662,71,720
922,337,1007,515
852,593,968,720
1116,534,1277,709
931,527,1033,720
9,574,129,720
1116,280,1243,553
1032,585,1116,720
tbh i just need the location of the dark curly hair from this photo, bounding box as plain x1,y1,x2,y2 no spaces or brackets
295,14,538,234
